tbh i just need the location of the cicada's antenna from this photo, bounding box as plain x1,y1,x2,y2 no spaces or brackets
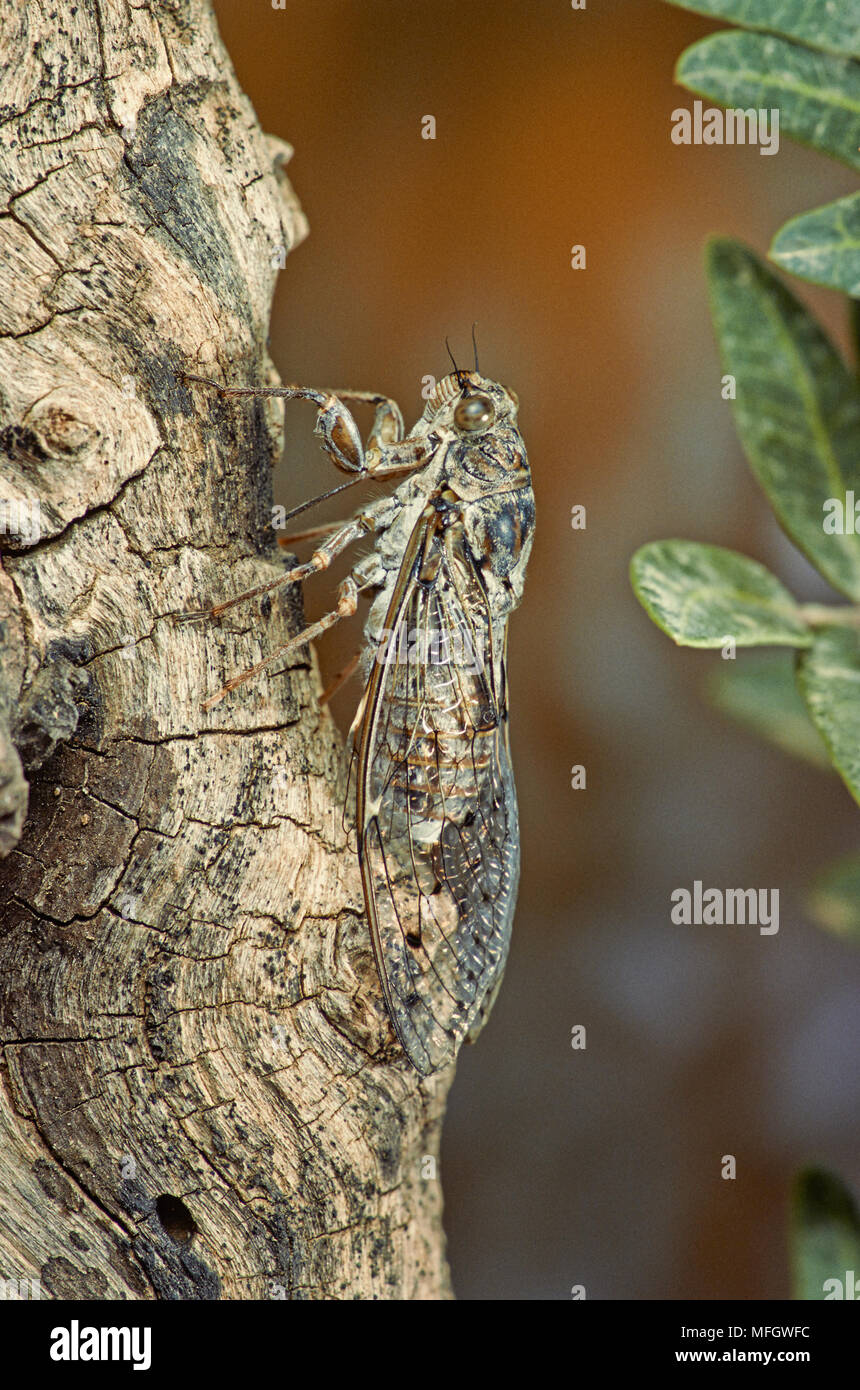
471,322,479,373
445,336,469,389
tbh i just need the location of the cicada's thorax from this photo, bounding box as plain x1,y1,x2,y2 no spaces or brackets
363,389,534,651
453,426,535,621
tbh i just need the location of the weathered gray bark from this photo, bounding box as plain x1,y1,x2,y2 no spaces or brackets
0,0,452,1300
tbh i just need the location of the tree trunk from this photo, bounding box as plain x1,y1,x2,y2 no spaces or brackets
0,0,452,1300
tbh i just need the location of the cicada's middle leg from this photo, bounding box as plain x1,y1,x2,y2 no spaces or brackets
179,505,381,623
200,551,384,710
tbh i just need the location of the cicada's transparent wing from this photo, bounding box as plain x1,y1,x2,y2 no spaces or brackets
356,512,520,1074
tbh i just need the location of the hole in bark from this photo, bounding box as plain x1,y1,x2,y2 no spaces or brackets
155,1194,196,1245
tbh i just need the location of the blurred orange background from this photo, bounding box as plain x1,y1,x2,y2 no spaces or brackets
213,0,859,1299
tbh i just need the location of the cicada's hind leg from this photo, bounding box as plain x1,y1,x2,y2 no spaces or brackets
177,503,387,624
275,520,344,547
201,552,384,710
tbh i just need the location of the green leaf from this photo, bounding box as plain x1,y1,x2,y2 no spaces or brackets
770,191,860,295
807,851,860,940
630,540,811,647
797,625,860,806
677,32,860,171
705,652,831,766
707,239,860,599
663,0,860,61
791,1168,860,1300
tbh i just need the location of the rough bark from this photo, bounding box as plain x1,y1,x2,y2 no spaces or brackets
0,0,452,1300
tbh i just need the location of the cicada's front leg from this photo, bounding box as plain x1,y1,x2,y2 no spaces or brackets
181,372,430,481
182,373,368,474
321,390,404,453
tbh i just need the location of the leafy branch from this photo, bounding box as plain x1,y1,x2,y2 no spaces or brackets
633,0,860,1296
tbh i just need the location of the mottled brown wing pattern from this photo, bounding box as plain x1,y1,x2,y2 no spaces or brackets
357,515,520,1074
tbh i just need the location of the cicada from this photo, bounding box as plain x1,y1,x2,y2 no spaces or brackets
181,357,534,1074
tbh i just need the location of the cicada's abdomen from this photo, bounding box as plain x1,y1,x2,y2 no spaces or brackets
358,521,522,1074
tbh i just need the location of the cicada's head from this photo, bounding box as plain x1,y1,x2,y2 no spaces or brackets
419,370,530,502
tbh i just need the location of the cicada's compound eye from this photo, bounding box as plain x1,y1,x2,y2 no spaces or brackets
453,394,495,433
